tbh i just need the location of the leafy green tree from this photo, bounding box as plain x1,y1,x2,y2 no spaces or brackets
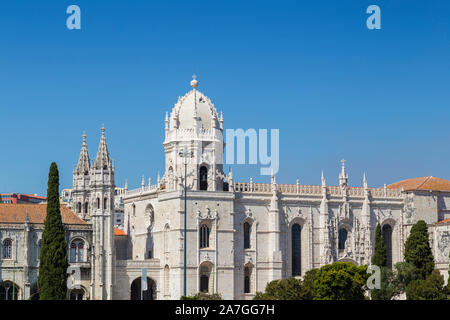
38,162,69,300
404,220,435,279
254,277,303,300
253,269,318,300
181,292,222,300
372,223,387,267
406,269,447,300
299,268,318,300
313,262,369,300
391,262,419,295
370,267,396,300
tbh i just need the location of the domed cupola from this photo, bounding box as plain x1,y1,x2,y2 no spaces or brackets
169,75,221,130
162,75,225,192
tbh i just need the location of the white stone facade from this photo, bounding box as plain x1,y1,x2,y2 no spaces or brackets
1,77,449,300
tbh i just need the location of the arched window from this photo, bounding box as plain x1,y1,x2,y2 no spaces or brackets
382,224,393,269
96,198,100,209
70,288,84,300
199,166,208,191
0,281,18,300
199,224,210,249
77,242,84,262
200,275,209,292
146,204,155,226
70,243,77,262
243,222,251,249
83,202,88,214
291,224,301,276
70,239,85,262
130,277,156,300
77,202,81,213
338,228,348,250
164,265,170,296
2,239,12,259
104,198,108,210
244,266,251,293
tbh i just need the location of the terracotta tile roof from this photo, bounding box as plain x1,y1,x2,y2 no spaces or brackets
0,203,86,225
387,176,450,192
114,227,126,236
436,218,450,225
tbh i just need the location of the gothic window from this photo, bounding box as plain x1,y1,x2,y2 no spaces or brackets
2,239,12,259
77,202,82,213
244,266,251,293
338,228,348,250
70,239,85,262
83,202,88,214
199,224,210,249
291,224,301,276
382,224,393,269
96,198,100,209
70,243,76,262
104,198,108,210
199,166,208,191
199,263,212,293
244,222,251,249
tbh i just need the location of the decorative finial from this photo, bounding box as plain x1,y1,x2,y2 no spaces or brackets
82,131,87,143
101,124,105,136
321,170,326,187
190,74,199,89
363,173,367,188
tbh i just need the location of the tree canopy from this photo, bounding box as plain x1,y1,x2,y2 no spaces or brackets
372,223,387,267
404,220,435,279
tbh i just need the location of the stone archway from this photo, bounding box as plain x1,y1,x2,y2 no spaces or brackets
0,281,20,300
130,277,156,300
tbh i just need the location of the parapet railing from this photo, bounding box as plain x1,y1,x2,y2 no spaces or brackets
232,182,403,198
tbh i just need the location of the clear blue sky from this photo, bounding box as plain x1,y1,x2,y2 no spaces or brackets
1,0,449,196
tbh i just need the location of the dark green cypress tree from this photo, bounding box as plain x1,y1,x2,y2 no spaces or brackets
372,223,387,267
404,220,434,280
38,162,69,300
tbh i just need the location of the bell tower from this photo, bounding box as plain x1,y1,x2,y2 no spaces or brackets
162,76,225,192
72,132,91,221
90,125,115,300
72,126,115,300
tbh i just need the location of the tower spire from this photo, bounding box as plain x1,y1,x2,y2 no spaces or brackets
76,131,91,174
339,158,348,187
94,124,112,170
